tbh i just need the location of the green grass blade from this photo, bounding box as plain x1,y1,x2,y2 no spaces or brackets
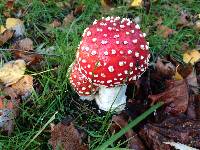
24,111,58,149
95,102,163,150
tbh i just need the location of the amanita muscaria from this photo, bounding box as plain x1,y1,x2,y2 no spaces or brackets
69,16,150,111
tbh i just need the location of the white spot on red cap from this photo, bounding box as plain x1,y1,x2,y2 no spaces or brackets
126,32,130,35
131,30,135,33
82,59,86,63
82,87,86,90
101,40,108,44
116,41,120,44
87,64,91,68
128,50,132,54
87,31,91,36
111,49,116,54
97,28,103,32
132,39,137,43
141,56,144,60
145,45,149,50
143,33,146,37
135,24,140,29
140,45,145,50
119,61,124,66
92,38,97,42
91,50,97,55
85,47,89,51
114,34,119,38
108,66,114,72
104,51,108,55
114,78,117,81
135,52,139,57
120,50,124,54
120,25,125,28
107,80,112,83
101,73,106,77
118,73,122,76
124,70,128,74
129,62,133,67
93,19,97,25
113,23,117,26
123,41,128,44
103,34,107,37
89,72,92,75
108,27,112,31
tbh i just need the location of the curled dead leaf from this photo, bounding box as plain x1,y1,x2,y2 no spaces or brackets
0,59,26,86
149,80,189,115
110,113,145,149
139,115,200,149
131,0,143,8
49,121,88,150
157,25,175,38
0,29,14,46
155,57,176,79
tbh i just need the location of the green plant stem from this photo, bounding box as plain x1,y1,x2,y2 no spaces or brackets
95,102,163,150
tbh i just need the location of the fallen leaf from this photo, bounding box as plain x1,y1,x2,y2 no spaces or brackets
155,57,176,79
110,113,145,149
10,75,33,96
0,59,26,86
194,20,200,31
62,12,75,27
0,25,6,34
101,0,113,9
176,11,194,28
149,80,189,115
131,0,143,8
73,5,85,16
157,25,175,38
164,142,198,150
12,38,33,51
49,121,88,150
0,96,19,135
11,38,43,65
49,19,61,28
5,0,15,9
6,18,25,37
139,115,200,150
0,29,14,46
183,50,200,65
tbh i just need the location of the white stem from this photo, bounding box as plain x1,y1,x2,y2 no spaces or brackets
95,85,127,112
80,94,95,101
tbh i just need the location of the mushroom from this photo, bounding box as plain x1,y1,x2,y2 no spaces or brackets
69,62,98,100
70,16,150,112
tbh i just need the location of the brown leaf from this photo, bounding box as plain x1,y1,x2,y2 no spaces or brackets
155,57,176,79
49,19,61,28
149,80,189,115
49,121,88,150
0,96,19,135
73,5,85,16
157,25,175,38
0,30,14,46
62,12,75,27
110,113,145,150
101,0,113,9
5,0,15,9
176,11,194,28
139,115,200,149
11,38,43,65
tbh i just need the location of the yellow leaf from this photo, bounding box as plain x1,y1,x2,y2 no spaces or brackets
183,50,200,65
174,71,183,80
6,18,23,29
11,75,33,96
0,59,26,86
6,18,25,37
131,0,143,7
0,25,6,34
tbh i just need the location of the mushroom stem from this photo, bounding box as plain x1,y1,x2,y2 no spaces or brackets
95,85,127,112
80,94,95,101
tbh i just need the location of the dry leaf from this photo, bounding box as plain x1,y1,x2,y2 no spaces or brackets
10,75,33,96
194,20,200,31
62,12,75,27
0,25,6,34
110,113,145,149
0,29,13,46
5,0,15,9
0,96,19,135
6,18,25,37
49,19,61,28
139,115,200,150
11,38,43,65
0,59,26,86
176,11,194,28
149,80,189,115
101,0,113,9
157,25,175,38
183,50,200,65
131,0,143,7
49,121,88,150
155,57,176,79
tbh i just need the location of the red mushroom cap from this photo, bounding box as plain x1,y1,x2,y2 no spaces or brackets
77,16,150,87
69,63,98,96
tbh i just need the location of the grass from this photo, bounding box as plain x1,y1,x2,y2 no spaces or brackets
0,0,200,149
